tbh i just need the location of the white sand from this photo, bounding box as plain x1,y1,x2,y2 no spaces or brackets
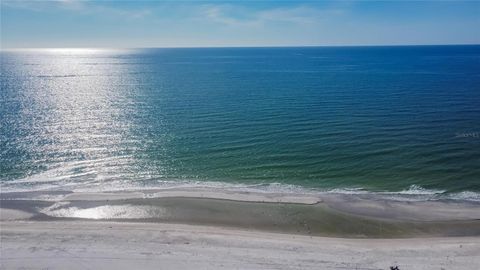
1,220,479,270
63,189,322,204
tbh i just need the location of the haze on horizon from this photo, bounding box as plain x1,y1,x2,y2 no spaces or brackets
1,0,479,49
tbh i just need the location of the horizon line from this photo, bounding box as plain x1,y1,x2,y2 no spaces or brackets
2,43,480,51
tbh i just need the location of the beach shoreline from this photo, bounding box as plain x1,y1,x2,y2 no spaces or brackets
2,188,480,269
2,188,480,238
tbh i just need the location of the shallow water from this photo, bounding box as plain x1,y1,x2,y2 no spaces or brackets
1,46,479,199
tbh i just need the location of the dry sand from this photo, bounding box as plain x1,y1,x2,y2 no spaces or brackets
0,220,479,270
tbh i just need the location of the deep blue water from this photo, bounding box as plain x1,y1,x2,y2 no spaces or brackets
1,46,479,199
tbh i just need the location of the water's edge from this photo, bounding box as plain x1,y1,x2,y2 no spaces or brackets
2,187,480,238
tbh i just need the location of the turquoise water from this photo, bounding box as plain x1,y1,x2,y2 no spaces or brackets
1,46,479,199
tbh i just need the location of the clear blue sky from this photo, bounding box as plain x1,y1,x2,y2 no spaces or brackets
1,0,479,48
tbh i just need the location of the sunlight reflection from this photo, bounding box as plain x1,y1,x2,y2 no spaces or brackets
38,48,131,55
43,48,105,54
41,204,166,220
14,48,142,189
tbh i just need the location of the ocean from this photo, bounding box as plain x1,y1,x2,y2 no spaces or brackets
1,46,479,200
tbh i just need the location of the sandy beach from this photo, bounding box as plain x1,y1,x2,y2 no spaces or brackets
1,220,479,270
1,189,480,269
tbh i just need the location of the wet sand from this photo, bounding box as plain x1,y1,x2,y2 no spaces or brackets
2,189,480,237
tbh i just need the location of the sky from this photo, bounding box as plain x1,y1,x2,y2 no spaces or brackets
1,0,479,48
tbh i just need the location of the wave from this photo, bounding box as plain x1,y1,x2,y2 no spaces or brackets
2,175,479,203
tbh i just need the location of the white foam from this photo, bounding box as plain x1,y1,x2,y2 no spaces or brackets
2,177,479,203
445,191,480,202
